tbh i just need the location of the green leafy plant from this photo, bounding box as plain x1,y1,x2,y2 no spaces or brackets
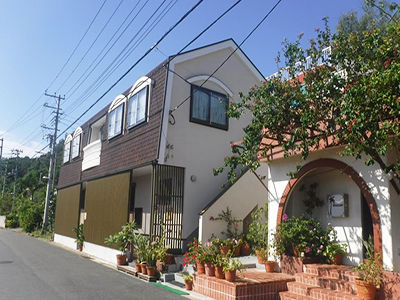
246,203,268,250
134,233,150,264
299,182,324,216
215,207,242,240
273,215,333,257
73,224,85,247
180,272,193,283
222,256,244,272
324,242,347,262
354,236,384,286
104,221,137,255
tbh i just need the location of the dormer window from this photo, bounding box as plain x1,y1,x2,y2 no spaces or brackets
63,135,72,164
71,127,82,159
108,94,126,140
128,86,148,128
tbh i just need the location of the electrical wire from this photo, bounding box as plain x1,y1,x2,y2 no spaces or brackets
46,0,108,91
55,0,126,93
32,0,205,157
170,0,282,114
66,0,178,116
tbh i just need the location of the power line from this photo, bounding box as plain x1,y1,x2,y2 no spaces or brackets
170,0,282,114
33,0,205,157
65,0,178,116
46,0,108,91
55,0,126,93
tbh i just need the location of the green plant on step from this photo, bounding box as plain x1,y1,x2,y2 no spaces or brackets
247,203,268,251
215,207,242,240
222,255,244,272
73,224,85,247
324,242,347,263
180,272,193,283
104,221,137,255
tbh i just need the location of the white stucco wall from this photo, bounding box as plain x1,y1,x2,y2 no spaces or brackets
199,166,269,243
286,167,363,266
0,216,5,228
266,147,395,270
160,40,263,240
132,174,152,235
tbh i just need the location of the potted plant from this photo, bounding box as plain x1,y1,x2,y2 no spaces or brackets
134,234,150,274
73,224,85,251
233,239,242,257
185,238,205,274
214,253,225,279
247,204,268,256
324,242,347,265
104,222,137,265
223,256,244,282
203,242,217,276
240,239,251,256
180,272,193,291
354,238,384,300
254,247,268,265
263,246,277,273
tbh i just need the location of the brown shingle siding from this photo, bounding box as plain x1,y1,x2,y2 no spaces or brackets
58,61,168,187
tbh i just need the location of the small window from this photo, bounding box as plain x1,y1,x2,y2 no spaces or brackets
108,104,124,139
71,134,81,159
190,85,229,130
128,86,148,128
63,142,71,163
134,208,143,229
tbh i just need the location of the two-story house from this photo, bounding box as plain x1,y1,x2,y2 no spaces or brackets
54,39,264,264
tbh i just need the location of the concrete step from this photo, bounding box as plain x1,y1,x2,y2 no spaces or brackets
279,291,315,300
287,281,359,300
303,264,359,282
295,272,357,295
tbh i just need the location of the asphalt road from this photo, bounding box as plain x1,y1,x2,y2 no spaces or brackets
0,229,183,300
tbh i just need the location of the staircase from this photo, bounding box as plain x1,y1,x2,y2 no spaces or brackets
279,264,360,300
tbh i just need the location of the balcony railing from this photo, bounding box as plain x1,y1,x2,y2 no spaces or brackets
82,139,102,171
266,46,332,81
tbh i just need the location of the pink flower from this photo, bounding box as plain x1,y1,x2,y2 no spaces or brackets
320,245,323,249
317,249,321,254
305,247,310,253
209,216,214,221
151,241,156,246
234,239,238,245
234,223,238,228
282,214,288,221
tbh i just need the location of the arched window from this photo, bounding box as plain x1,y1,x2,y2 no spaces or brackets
71,127,82,159
63,134,72,163
127,76,152,129
108,94,126,139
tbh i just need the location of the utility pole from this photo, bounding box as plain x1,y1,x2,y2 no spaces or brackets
42,92,64,232
11,149,23,198
0,138,3,198
2,162,7,199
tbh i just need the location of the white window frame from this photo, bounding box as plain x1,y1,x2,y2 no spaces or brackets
71,127,82,159
63,135,72,164
108,95,126,140
128,86,148,128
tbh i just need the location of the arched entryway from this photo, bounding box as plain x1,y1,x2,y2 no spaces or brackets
276,158,382,259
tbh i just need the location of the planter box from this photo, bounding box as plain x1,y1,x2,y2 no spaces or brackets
280,254,320,275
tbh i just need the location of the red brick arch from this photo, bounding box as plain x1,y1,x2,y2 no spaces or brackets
276,158,382,258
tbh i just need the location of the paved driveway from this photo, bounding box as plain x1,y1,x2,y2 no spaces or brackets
0,229,183,300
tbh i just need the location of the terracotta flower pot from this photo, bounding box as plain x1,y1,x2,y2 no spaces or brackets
219,245,232,257
255,250,264,264
292,245,299,257
264,261,276,273
196,261,205,274
141,264,148,275
332,254,343,265
355,279,376,300
78,244,83,252
204,262,215,276
147,266,157,277
241,244,251,256
215,265,225,279
185,280,193,291
225,270,236,282
234,245,241,257
116,254,127,266
135,261,141,273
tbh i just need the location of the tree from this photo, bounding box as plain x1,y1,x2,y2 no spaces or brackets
214,1,400,193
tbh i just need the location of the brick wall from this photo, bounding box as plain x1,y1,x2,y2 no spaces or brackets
57,61,168,188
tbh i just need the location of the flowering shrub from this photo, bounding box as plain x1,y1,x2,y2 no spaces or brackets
273,215,333,257
183,238,204,266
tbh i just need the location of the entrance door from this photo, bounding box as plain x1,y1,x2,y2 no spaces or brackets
361,193,373,258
